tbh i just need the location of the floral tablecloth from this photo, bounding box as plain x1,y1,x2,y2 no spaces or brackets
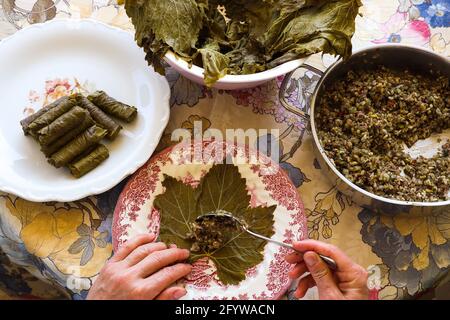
0,0,449,300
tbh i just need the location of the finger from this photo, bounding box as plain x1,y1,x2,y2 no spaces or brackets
339,265,369,288
295,275,315,299
169,244,178,249
124,242,168,266
143,263,192,299
134,248,190,277
156,287,187,300
285,252,303,264
111,234,155,262
288,262,308,279
293,240,354,270
303,252,341,297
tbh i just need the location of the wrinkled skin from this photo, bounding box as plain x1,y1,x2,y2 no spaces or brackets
286,240,369,300
87,234,192,300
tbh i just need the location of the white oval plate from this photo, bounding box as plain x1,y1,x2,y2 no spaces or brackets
0,19,170,202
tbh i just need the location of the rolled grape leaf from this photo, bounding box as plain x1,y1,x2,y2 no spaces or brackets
41,113,95,157
88,91,137,123
37,106,90,146
27,95,78,134
154,163,276,285
76,94,122,140
48,125,108,168
68,144,110,178
20,96,69,135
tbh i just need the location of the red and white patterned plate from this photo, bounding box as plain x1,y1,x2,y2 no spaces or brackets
112,140,307,300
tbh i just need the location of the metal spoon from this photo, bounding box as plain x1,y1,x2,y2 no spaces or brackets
196,210,337,270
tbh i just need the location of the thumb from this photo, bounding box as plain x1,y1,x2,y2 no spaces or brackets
304,252,341,298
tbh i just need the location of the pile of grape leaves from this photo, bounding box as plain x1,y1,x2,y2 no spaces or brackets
153,164,276,285
121,0,362,86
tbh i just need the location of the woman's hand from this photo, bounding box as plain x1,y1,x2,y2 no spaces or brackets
285,240,369,300
87,234,192,300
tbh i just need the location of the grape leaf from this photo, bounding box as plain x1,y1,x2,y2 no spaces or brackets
198,42,230,87
155,175,200,250
124,0,202,54
203,206,276,284
265,0,362,63
154,164,276,285
197,163,251,216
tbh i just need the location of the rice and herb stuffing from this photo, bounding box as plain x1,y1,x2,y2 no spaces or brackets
316,66,450,202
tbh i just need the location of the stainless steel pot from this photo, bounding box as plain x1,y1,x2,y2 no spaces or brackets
280,44,450,216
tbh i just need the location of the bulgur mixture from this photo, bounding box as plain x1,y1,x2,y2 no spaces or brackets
187,215,237,253
316,66,450,202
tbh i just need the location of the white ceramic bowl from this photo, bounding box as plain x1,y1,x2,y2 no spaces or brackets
0,19,170,202
164,51,305,90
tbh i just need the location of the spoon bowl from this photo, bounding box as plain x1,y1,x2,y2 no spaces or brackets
196,210,337,270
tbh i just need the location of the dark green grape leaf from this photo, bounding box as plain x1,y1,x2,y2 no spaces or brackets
202,206,276,284
266,0,362,61
154,175,200,250
154,164,276,285
197,164,251,215
124,0,202,54
260,0,327,48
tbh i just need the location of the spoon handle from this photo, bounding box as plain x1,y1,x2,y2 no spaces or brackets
245,229,337,270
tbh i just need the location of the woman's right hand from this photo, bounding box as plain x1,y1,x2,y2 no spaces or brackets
285,240,369,300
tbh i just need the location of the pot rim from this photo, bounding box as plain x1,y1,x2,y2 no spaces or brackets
310,43,450,207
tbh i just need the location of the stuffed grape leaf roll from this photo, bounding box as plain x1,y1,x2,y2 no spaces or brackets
75,94,122,140
69,144,110,178
48,125,108,168
41,113,95,157
27,95,78,135
20,96,70,135
37,106,90,146
88,91,138,123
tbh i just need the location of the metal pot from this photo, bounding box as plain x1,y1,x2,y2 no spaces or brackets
280,44,450,216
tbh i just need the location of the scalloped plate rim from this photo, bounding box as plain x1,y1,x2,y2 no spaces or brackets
0,19,171,202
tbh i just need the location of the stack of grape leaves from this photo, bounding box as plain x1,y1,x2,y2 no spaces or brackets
122,0,362,86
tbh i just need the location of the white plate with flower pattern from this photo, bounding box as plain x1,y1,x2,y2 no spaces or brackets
112,140,308,300
0,19,170,202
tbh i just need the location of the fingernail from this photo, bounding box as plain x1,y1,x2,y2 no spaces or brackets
173,289,186,300
304,253,319,267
